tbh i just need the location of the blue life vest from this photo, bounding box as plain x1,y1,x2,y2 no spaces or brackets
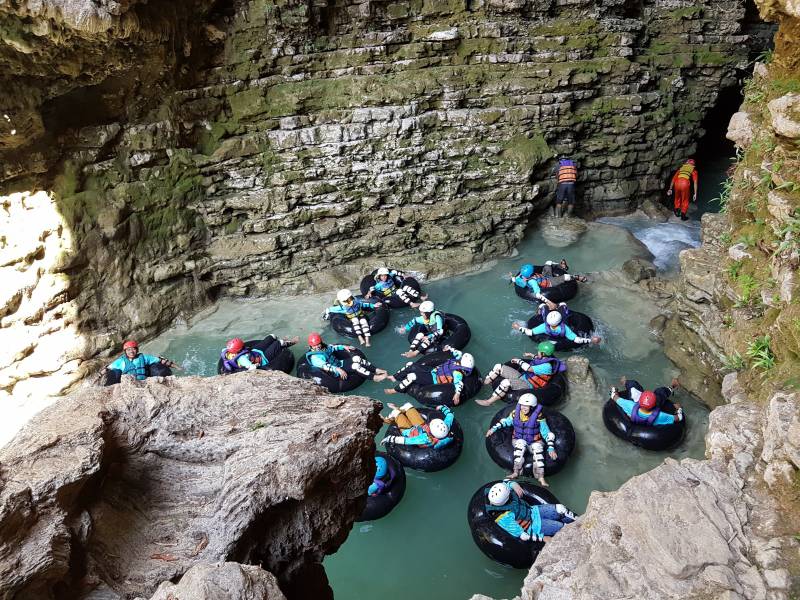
340,299,368,319
421,311,444,335
530,356,567,373
513,404,544,443
435,359,472,383
220,349,250,372
484,487,532,522
630,402,661,426
306,346,340,371
545,324,567,338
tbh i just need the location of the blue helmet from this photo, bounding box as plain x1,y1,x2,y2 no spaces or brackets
520,264,534,278
375,456,388,478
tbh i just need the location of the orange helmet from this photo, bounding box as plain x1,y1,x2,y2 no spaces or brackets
226,338,245,353
639,391,657,410
122,340,138,350
308,332,322,346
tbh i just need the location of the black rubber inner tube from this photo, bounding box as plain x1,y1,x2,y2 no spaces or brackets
489,361,566,406
467,480,561,569
525,311,595,351
602,397,686,451
104,362,173,386
330,298,390,338
356,452,407,522
385,406,463,472
485,405,575,476
401,351,482,407
513,267,578,303
359,270,422,308
406,313,471,353
295,347,368,392
217,338,296,375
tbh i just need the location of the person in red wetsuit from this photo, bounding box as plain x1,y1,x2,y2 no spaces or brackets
667,159,698,221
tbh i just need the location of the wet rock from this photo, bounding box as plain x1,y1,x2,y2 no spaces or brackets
538,216,588,248
640,199,671,222
768,93,800,139
144,562,286,600
728,243,753,261
761,391,800,488
0,373,382,600
622,257,657,283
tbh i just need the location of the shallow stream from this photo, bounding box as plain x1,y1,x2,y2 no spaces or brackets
146,216,714,600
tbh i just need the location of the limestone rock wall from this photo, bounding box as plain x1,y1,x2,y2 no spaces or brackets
0,0,769,400
0,372,382,600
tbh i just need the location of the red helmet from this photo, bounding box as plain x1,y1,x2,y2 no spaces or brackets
122,340,138,350
639,390,657,410
226,338,245,353
687,158,696,165
308,332,322,346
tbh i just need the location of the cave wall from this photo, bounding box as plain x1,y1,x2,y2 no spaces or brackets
0,0,770,400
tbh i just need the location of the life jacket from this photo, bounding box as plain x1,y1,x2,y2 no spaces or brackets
420,311,444,335
534,275,551,289
434,359,472,384
558,159,577,184
370,461,395,496
305,346,337,370
373,278,396,296
545,323,567,338
512,404,544,443
520,358,564,388
340,299,367,319
414,422,442,447
115,354,150,380
484,486,533,527
220,348,251,372
677,162,695,180
629,402,661,425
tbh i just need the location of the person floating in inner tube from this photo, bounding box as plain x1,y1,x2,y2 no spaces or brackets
380,403,455,449
509,263,587,304
220,335,298,372
485,393,556,486
104,340,178,381
551,156,578,218
398,300,444,358
366,267,426,308
513,310,601,346
384,346,475,406
667,158,698,221
368,456,396,496
611,376,683,426
324,289,383,347
306,332,389,382
486,480,576,541
478,341,565,406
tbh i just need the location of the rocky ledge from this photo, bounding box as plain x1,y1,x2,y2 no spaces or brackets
0,372,382,600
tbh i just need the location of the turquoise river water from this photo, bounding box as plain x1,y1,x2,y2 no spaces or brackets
144,197,723,599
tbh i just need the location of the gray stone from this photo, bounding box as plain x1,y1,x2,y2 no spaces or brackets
728,243,753,261
0,373,381,599
768,93,800,139
622,257,657,282
145,562,287,600
727,111,756,148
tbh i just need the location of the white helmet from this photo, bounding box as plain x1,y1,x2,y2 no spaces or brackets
518,393,538,407
429,418,449,439
546,311,562,327
460,353,475,369
488,482,511,506
377,267,390,277
419,300,435,313
337,289,353,303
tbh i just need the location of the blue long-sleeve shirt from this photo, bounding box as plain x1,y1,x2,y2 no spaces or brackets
403,312,444,337
513,275,542,295
491,481,544,540
235,349,268,369
530,323,578,341
107,353,162,380
401,406,454,448
307,345,348,372
615,397,677,426
328,297,378,318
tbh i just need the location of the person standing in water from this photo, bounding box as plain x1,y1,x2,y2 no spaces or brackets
667,158,698,221
551,156,578,218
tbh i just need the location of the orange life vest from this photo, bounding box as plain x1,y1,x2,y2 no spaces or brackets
526,372,552,388
558,164,577,183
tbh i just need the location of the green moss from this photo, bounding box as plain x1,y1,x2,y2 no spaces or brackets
229,88,267,121
667,6,703,19
693,49,733,66
533,19,599,36
501,133,553,176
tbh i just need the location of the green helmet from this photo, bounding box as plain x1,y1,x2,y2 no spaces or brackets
537,341,556,356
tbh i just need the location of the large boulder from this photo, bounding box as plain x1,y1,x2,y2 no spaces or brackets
0,372,382,600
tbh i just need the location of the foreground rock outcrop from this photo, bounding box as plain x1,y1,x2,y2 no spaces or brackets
0,372,382,599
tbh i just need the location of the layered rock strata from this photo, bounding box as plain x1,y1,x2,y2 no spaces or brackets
0,0,769,399
0,372,382,600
